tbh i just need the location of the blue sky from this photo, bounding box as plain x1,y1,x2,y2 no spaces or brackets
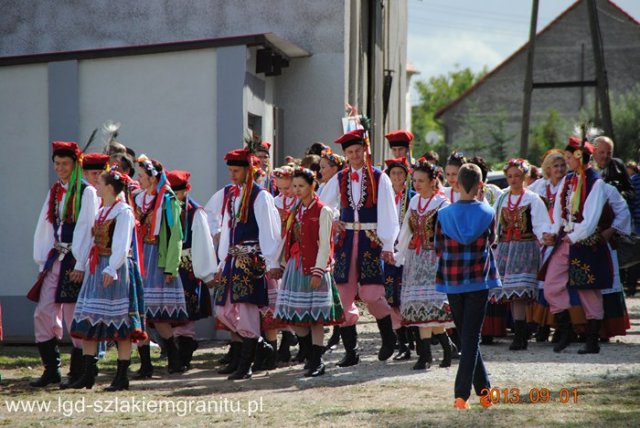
407,0,640,104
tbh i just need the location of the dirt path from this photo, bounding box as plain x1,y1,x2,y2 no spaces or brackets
1,297,639,427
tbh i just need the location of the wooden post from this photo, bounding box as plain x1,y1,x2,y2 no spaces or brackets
519,0,539,158
587,0,614,139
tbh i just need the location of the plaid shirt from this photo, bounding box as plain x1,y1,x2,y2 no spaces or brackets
434,218,501,294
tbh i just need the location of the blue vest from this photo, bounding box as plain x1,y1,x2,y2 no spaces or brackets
338,168,382,223
231,184,261,244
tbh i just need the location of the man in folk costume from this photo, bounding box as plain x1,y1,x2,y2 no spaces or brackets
214,148,282,380
542,135,612,354
82,153,110,188
386,130,413,160
166,170,218,370
321,129,400,366
382,156,416,360
30,141,99,387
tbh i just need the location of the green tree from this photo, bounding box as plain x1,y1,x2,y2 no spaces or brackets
528,108,570,165
411,66,486,157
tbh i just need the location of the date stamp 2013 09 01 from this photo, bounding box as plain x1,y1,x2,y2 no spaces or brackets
480,387,579,405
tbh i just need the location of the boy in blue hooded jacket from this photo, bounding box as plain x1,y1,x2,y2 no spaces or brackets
434,163,501,409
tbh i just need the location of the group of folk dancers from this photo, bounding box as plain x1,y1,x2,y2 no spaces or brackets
27,127,632,408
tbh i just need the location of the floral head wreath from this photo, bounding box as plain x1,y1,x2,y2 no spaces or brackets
321,148,345,168
503,158,530,174
294,167,317,180
107,164,131,184
414,157,440,179
272,165,295,179
136,154,159,177
447,151,467,166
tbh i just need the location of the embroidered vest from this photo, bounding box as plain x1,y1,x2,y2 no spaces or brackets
229,183,262,245
93,219,116,256
338,168,381,223
284,198,333,274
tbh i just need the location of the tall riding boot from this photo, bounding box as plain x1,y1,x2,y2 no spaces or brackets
336,325,360,367
134,345,154,379
218,344,232,365
228,337,258,380
176,336,198,371
218,341,242,374
252,338,276,372
305,345,326,377
375,315,397,361
412,338,432,370
29,338,61,387
60,347,83,389
393,327,411,360
105,359,130,391
68,355,96,389
407,326,418,351
578,319,601,354
165,337,186,374
278,331,297,363
553,310,572,353
435,333,452,368
263,340,278,370
295,334,312,369
325,326,341,351
509,320,528,351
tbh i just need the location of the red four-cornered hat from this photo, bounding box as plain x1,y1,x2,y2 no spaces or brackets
335,129,365,150
384,157,410,173
257,141,272,153
52,141,81,160
384,130,413,148
566,136,594,155
166,170,192,191
82,152,110,170
224,148,252,167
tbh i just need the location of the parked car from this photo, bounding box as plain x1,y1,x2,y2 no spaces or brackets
487,171,508,189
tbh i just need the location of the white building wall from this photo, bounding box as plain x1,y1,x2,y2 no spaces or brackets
78,48,218,202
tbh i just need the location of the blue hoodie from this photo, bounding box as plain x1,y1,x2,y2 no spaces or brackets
435,200,502,294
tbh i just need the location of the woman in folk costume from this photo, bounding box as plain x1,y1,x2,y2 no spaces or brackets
382,156,416,361
599,182,632,341
214,147,282,380
394,159,454,370
317,147,346,351
275,168,344,376
69,167,147,390
256,165,296,369
541,135,612,354
320,128,400,366
30,141,99,388
166,170,217,371
529,150,580,343
491,159,551,351
443,151,466,203
318,148,346,198
133,155,189,377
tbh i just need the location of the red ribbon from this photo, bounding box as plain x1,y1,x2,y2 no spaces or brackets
290,241,302,269
350,171,359,182
89,245,100,274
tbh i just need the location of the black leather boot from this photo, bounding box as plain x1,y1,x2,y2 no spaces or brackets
60,347,84,389
228,337,258,380
336,325,360,367
165,337,186,374
295,334,312,369
218,344,232,364
578,319,601,354
435,333,452,368
252,338,275,372
30,338,61,387
413,338,432,370
218,341,242,374
393,327,411,360
134,345,154,379
325,326,341,351
553,310,572,353
104,359,130,391
176,336,198,370
277,331,297,363
305,345,326,377
376,315,397,361
68,355,96,389
536,325,550,342
509,320,528,351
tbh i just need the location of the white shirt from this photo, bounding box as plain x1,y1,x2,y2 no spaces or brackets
493,189,552,241
189,207,218,284
320,166,399,251
204,187,226,238
395,193,450,266
217,185,282,271
550,174,607,243
33,182,99,272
